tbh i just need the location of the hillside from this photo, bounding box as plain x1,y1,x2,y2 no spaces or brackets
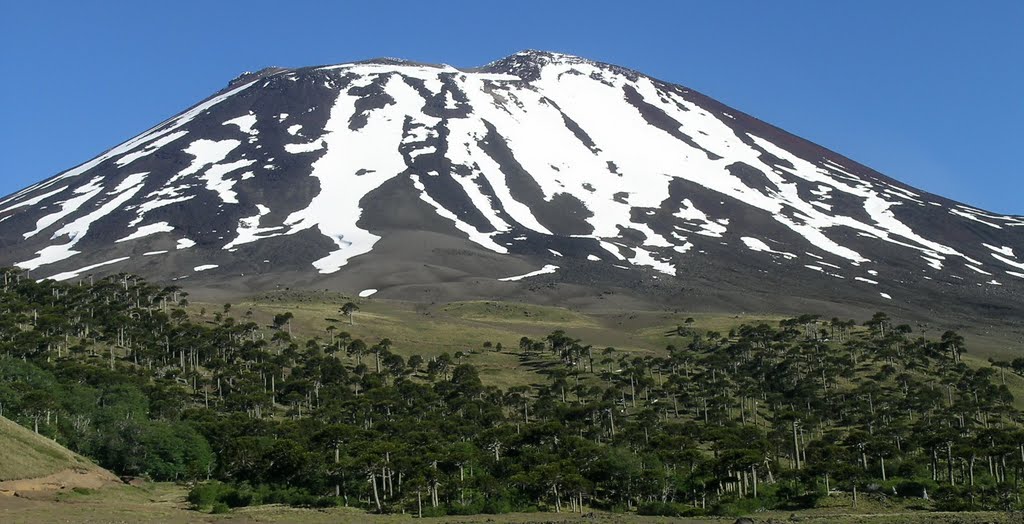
0,415,119,494
204,290,1024,395
2,269,1024,519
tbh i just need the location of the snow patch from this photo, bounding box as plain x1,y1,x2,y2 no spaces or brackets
741,237,796,259
629,247,676,276
24,177,105,239
202,159,255,204
224,205,284,249
284,140,325,154
168,139,241,184
410,174,508,253
0,185,69,214
24,78,257,196
499,264,559,281
950,208,1002,229
48,257,131,282
117,222,174,243
675,200,727,237
983,244,1015,257
224,114,258,135
965,265,992,276
284,76,422,272
17,173,148,270
992,253,1024,271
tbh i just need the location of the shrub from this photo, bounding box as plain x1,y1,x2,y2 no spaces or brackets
637,501,702,516
221,486,255,508
890,478,937,499
187,481,225,509
482,497,513,514
420,506,448,517
447,499,486,515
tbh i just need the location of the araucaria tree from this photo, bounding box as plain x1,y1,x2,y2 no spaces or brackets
0,268,1021,516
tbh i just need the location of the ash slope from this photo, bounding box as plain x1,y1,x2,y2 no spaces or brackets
1,51,1022,320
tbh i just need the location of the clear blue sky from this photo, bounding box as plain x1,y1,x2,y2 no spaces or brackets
2,1,1021,213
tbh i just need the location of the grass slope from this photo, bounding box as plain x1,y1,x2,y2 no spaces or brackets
204,293,781,390
201,292,1020,399
0,415,101,482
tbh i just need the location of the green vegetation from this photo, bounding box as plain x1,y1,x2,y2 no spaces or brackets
1,267,1023,519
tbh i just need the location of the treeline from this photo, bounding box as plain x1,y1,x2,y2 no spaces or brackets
0,268,1022,516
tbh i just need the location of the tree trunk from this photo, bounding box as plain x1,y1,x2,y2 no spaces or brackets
334,444,341,497
369,473,382,512
793,422,802,469
947,443,955,485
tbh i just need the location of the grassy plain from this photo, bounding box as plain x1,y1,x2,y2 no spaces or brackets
2,482,1020,524
197,292,1019,400
203,293,782,390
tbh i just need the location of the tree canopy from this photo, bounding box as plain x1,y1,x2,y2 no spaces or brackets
0,267,1021,516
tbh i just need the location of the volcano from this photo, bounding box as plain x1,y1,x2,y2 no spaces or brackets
1,50,1021,321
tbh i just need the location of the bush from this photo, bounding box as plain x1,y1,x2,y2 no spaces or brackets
221,486,255,508
482,497,514,514
933,485,972,511
637,501,702,517
420,506,448,517
446,499,486,515
890,478,937,499
211,502,231,514
715,496,767,516
186,483,339,510
311,496,339,508
187,481,225,509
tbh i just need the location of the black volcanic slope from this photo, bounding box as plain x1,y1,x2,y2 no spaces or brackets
0,51,1021,322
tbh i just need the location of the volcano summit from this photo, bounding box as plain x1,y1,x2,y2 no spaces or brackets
1,51,1021,321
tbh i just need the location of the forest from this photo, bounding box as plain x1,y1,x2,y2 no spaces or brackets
1,268,1022,517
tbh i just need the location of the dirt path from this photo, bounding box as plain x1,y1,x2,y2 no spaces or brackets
0,467,121,498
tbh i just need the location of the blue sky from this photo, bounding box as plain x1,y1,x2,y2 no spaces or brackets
1,1,1021,213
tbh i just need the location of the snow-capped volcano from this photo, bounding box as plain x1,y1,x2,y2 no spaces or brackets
1,50,1021,318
